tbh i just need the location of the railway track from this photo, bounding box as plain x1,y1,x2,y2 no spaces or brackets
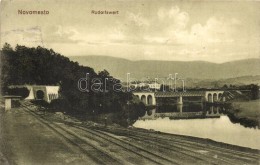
20,102,179,165
79,125,253,165
129,128,260,158
21,105,122,165
66,124,179,165
20,101,260,165
112,127,259,164
96,126,260,164
74,125,224,164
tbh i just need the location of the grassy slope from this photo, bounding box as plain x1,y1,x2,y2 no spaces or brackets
231,100,260,120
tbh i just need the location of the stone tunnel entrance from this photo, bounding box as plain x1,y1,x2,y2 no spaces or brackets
36,90,44,100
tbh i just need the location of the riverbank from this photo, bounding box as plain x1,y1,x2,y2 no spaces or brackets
231,100,260,120
0,101,260,164
229,100,260,128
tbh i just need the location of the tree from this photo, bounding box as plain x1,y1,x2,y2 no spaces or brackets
6,87,30,98
0,44,145,126
251,84,259,100
222,84,228,89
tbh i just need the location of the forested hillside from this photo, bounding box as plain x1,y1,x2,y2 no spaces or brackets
0,43,145,126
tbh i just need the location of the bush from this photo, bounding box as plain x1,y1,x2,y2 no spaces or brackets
11,100,21,108
49,99,71,112
119,101,146,127
6,87,30,98
31,100,50,108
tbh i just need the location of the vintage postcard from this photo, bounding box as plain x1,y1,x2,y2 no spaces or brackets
0,0,260,164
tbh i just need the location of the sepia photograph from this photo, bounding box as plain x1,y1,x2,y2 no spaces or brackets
0,0,260,164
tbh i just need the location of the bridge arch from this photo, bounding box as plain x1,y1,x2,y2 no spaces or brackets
141,95,146,104
147,110,153,116
147,95,153,105
218,93,222,101
208,93,213,103
205,91,224,102
213,106,218,114
213,93,218,102
133,92,156,105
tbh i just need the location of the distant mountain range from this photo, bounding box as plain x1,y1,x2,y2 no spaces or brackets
69,56,260,86
184,75,260,88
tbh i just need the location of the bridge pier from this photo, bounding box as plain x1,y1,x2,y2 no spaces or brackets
223,97,226,102
5,98,11,111
3,96,21,111
177,96,183,105
177,104,183,113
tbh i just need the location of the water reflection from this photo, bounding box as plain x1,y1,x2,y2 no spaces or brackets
136,103,260,149
142,103,258,129
134,116,260,150
144,104,224,119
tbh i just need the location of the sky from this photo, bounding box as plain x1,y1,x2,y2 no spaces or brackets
1,0,260,63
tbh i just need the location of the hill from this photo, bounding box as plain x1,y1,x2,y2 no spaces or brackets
1,44,145,126
185,75,260,88
69,56,260,81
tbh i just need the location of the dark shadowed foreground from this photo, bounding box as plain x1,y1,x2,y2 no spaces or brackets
0,101,259,165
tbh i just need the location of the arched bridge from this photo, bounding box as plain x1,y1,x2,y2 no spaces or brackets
133,90,224,105
133,92,156,106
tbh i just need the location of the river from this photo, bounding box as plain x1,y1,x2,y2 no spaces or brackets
134,104,260,150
